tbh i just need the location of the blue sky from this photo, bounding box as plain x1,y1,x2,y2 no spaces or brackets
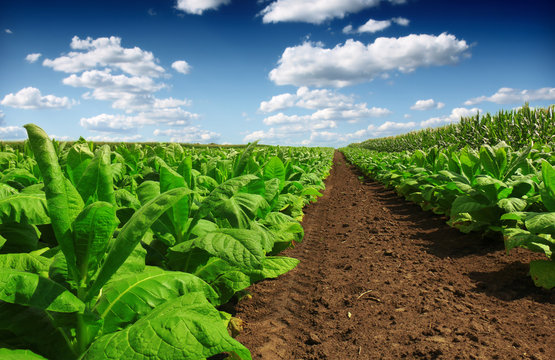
1,0,554,146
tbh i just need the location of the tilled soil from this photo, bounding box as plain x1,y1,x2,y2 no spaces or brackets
234,151,554,360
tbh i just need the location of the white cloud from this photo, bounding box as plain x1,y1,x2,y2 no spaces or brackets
269,33,470,87
464,87,555,105
172,60,191,74
358,19,392,33
419,107,480,128
260,0,405,24
80,114,138,132
43,36,165,77
175,0,231,15
153,126,220,143
4,29,12,34
392,17,409,26
25,53,42,63
86,134,143,142
0,126,26,140
1,87,76,109
344,17,409,34
410,98,445,111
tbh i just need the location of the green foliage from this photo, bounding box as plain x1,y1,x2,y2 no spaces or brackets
0,124,333,359
352,105,554,152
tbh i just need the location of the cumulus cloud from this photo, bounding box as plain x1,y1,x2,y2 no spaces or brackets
86,134,143,142
260,0,406,24
153,126,220,143
175,0,231,15
0,126,26,140
25,53,42,63
344,17,410,34
80,107,200,132
419,107,480,128
4,29,12,34
172,60,191,74
410,98,445,111
269,33,470,87
1,87,76,109
43,36,165,77
464,87,555,105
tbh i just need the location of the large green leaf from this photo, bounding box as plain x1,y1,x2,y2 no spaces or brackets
77,145,116,206
497,197,527,213
0,269,84,312
86,188,189,301
72,202,118,283
83,293,251,360
0,193,49,225
529,260,555,290
193,229,264,270
215,193,269,228
233,141,258,177
94,266,218,333
540,160,555,212
66,142,94,185
264,156,285,187
525,212,555,236
0,224,40,253
247,256,299,282
0,348,48,359
24,124,84,282
196,175,259,220
209,270,251,304
0,301,75,360
0,253,51,276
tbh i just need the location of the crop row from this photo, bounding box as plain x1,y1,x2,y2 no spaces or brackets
0,124,334,359
342,142,554,290
351,105,554,152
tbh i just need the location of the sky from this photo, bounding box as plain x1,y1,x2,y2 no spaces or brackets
0,0,554,146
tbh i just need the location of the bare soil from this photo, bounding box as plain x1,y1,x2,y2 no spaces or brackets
233,151,554,360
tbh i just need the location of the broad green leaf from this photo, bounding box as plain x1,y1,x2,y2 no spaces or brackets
94,266,218,333
83,293,251,360
0,192,49,225
86,188,189,301
66,142,94,185
0,302,75,360
0,224,40,253
529,260,555,289
541,160,555,211
77,145,116,206
264,156,285,186
0,253,51,275
450,196,487,215
215,193,269,228
1,168,39,187
136,180,160,205
72,202,118,283
503,228,553,257
0,234,5,250
196,175,259,220
233,141,258,177
193,229,264,269
0,183,18,198
210,270,251,304
0,348,48,359
109,243,147,281
497,198,527,213
24,124,84,282
479,145,500,179
247,256,299,282
0,269,84,312
525,212,555,236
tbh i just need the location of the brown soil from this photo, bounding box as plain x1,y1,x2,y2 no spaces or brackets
233,151,554,360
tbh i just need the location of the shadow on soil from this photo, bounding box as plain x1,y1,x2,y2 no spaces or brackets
468,261,555,304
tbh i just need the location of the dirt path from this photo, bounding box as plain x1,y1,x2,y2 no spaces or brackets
234,151,554,360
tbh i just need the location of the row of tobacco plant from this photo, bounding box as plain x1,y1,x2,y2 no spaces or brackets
0,124,333,359
343,105,554,290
